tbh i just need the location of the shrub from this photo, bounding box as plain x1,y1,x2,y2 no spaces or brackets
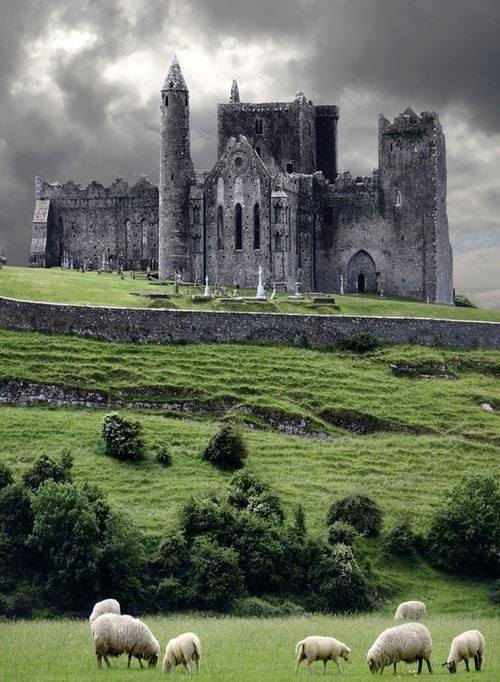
180,495,238,545
293,503,307,538
337,332,380,353
22,453,72,490
383,515,416,556
156,447,172,467
309,543,372,612
227,470,284,522
327,494,382,537
0,484,34,574
427,473,499,576
328,521,361,546
202,425,248,469
187,536,245,610
0,463,13,490
100,412,144,461
489,579,500,606
232,596,305,618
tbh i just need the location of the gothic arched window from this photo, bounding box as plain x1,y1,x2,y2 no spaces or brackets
253,203,260,250
235,203,243,250
217,205,224,250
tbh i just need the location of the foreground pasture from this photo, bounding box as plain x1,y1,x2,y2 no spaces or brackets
1,614,498,681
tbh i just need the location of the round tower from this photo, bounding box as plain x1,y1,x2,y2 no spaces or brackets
158,55,194,281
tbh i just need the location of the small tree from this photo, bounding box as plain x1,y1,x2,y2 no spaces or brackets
202,425,248,469
427,473,499,576
328,521,361,546
383,515,416,556
309,543,372,612
227,470,284,521
0,463,13,490
327,494,382,537
22,453,72,491
100,412,144,461
187,536,245,610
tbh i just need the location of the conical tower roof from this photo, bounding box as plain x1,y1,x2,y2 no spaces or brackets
230,79,240,103
163,55,188,91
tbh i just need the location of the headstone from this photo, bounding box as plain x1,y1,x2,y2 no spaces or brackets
204,275,210,297
270,282,277,300
340,273,344,295
256,265,266,299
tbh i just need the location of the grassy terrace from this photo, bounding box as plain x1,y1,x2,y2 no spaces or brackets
1,265,500,320
0,327,498,615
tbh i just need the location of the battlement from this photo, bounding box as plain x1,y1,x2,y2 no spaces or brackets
35,176,158,202
315,105,340,119
332,169,379,194
379,108,442,136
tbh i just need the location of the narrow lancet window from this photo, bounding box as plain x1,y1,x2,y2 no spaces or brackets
253,204,260,249
234,203,243,250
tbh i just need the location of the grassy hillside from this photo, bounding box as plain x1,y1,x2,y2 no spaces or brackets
1,614,499,681
0,327,498,616
2,265,500,320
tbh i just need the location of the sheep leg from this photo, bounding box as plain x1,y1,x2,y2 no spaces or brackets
394,661,398,675
127,653,132,668
417,658,423,674
138,657,144,669
103,654,110,669
476,653,483,671
195,656,200,675
323,660,327,674
96,654,102,669
464,659,470,673
307,660,313,675
425,659,433,674
295,653,305,673
186,660,193,675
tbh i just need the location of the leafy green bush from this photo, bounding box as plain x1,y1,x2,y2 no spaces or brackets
327,494,382,537
180,495,238,545
227,470,284,521
156,447,172,467
489,579,500,606
232,596,305,617
0,463,13,490
22,453,73,490
383,515,416,556
309,543,372,612
0,483,34,575
328,521,362,546
187,536,245,610
202,424,248,469
427,473,499,576
100,412,144,461
337,332,380,353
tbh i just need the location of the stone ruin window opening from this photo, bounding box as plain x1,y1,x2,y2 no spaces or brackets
324,206,334,226
171,173,174,181
253,203,260,250
164,94,168,106
255,118,263,135
390,142,393,152
357,273,365,293
193,204,201,225
286,162,294,174
217,205,224,250
234,203,243,250
185,93,188,106
395,189,402,207
256,146,261,157
193,234,201,253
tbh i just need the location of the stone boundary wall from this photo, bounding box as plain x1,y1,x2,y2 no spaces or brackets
0,296,499,349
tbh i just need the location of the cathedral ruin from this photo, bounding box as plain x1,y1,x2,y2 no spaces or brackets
30,56,453,303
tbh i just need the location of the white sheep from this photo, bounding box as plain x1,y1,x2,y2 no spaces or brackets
89,598,121,625
162,632,201,675
443,630,485,673
91,613,159,669
367,622,432,675
295,636,351,674
394,600,427,621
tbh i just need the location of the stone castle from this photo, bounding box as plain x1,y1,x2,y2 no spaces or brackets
30,56,453,303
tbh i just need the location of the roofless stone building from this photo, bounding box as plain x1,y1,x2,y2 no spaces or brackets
30,56,453,303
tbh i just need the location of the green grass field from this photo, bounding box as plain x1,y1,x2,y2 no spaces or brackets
0,327,498,618
2,266,500,320
0,614,498,680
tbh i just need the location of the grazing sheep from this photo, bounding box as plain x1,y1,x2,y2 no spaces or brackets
443,630,485,674
367,622,432,675
295,636,351,675
91,613,159,669
89,598,121,625
394,601,427,621
162,632,201,675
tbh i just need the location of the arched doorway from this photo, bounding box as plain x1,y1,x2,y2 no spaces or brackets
347,250,377,294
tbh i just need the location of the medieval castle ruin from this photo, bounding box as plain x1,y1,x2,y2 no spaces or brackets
30,56,453,303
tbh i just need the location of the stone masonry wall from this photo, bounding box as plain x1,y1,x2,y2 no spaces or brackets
1,296,498,350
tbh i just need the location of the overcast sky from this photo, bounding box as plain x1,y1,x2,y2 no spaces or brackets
0,0,498,308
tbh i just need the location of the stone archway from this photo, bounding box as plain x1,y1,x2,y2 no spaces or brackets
347,250,377,294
